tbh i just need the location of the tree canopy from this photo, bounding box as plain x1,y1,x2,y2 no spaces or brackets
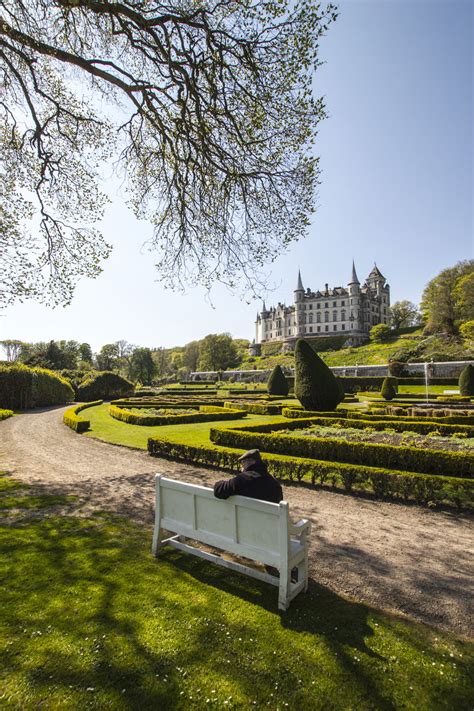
421,260,474,334
0,0,337,306
389,300,420,330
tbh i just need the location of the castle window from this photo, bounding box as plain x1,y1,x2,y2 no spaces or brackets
317,313,321,323
342,324,345,330
341,310,346,321
309,314,313,323
325,325,329,332
333,301,337,307
333,325,337,331
324,312,329,322
309,327,313,333
333,311,337,321
317,303,320,309
325,302,328,308
309,304,313,310
341,300,345,306
317,326,321,332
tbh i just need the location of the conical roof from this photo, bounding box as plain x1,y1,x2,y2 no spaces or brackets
368,263,385,279
349,260,360,285
295,269,304,291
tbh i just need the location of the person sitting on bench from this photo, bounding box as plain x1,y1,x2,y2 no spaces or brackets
213,449,283,504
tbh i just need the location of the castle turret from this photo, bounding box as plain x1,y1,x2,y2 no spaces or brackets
348,260,361,331
294,269,305,335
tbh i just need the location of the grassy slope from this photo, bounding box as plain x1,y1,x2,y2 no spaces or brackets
239,331,474,370
1,473,473,710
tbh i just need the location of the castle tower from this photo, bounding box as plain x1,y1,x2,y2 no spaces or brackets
294,269,305,336
348,260,361,331
366,263,386,297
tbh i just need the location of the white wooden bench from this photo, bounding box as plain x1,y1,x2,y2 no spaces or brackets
152,475,311,610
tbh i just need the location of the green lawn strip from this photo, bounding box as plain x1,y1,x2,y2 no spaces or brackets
84,403,285,450
1,497,472,710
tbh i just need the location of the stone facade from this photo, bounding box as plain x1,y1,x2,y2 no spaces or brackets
253,262,390,350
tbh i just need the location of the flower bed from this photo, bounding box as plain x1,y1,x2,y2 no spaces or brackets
109,403,246,426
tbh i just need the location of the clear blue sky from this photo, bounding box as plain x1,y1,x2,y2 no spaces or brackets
2,0,472,353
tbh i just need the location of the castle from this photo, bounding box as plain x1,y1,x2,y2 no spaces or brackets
253,262,390,352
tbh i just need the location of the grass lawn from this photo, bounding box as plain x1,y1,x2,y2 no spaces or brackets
1,473,472,710
85,404,286,450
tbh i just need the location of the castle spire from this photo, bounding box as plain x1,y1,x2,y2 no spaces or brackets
295,269,304,291
349,260,360,285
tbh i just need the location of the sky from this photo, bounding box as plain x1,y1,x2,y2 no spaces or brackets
2,0,472,353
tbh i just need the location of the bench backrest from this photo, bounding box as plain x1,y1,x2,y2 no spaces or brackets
156,475,289,567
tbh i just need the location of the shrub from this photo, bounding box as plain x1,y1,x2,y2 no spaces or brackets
459,364,474,397
381,377,398,401
224,400,283,415
370,324,391,342
267,365,289,396
0,363,74,409
0,408,14,421
388,361,408,377
459,321,474,340
294,339,344,411
63,401,103,432
77,372,134,402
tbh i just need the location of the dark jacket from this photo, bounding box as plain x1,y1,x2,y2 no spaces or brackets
213,460,283,504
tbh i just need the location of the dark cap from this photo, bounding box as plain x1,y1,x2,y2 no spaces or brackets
238,449,261,462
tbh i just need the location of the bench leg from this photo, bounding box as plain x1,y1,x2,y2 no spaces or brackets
152,525,164,557
278,568,291,611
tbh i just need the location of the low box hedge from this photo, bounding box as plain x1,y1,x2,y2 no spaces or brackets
210,425,474,478
147,437,473,509
63,401,103,433
109,404,246,426
223,401,284,415
280,414,474,437
112,399,225,409
0,408,14,421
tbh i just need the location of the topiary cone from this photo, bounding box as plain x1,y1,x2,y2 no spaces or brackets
294,339,344,411
459,364,474,396
381,376,397,401
267,364,289,396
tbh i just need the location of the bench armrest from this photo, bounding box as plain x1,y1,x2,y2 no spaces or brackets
290,518,311,540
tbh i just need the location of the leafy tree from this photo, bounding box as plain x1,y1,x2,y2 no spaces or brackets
96,343,119,371
369,323,391,343
267,365,289,396
79,343,93,364
453,272,474,322
389,301,420,330
198,334,239,372
152,348,171,379
421,260,474,334
0,339,24,362
294,339,343,410
1,1,337,306
129,348,156,385
183,341,201,373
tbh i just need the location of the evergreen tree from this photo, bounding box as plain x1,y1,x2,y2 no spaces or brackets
294,339,343,411
459,364,474,396
381,377,398,401
267,365,289,396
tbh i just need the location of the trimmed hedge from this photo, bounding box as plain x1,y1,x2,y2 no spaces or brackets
77,372,134,402
109,404,246,426
267,365,289,396
210,425,474,478
112,399,225,409
147,437,473,509
278,415,474,437
0,364,74,410
223,401,283,415
459,364,474,396
338,376,458,392
282,407,474,427
0,408,14,421
63,401,103,433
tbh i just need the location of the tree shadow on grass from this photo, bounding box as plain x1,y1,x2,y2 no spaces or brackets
2,502,473,710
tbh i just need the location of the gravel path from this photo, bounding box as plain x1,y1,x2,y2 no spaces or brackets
1,406,473,638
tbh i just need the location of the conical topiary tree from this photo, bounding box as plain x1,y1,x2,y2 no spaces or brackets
459,364,474,396
381,376,398,401
267,364,289,396
294,339,344,410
